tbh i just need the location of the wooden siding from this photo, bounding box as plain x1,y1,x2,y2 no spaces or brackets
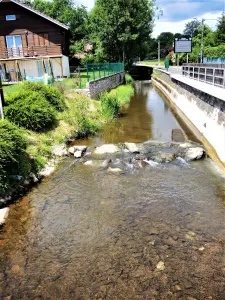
0,1,68,59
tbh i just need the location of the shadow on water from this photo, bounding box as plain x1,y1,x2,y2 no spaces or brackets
0,81,225,299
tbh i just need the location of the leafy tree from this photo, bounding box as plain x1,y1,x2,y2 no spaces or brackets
216,13,225,44
184,20,201,37
157,32,174,57
89,0,155,66
31,0,88,42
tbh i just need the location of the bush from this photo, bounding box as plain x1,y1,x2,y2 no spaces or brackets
0,120,31,196
22,82,66,111
125,73,134,84
61,95,100,138
100,93,120,119
4,91,56,131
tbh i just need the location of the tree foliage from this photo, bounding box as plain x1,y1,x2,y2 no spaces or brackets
88,0,155,66
184,20,201,37
31,0,88,42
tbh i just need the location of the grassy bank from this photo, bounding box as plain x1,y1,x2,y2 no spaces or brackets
0,76,134,198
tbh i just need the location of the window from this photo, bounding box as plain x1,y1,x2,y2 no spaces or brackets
34,33,50,46
6,15,16,21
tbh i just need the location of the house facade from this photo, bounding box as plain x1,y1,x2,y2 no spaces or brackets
0,0,70,82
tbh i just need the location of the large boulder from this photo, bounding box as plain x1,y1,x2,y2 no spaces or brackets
94,144,119,155
68,145,87,155
185,147,205,161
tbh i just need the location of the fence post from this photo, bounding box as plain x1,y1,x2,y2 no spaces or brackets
87,64,89,83
0,76,4,119
104,63,106,77
99,63,101,79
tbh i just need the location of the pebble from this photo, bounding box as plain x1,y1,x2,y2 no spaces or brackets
156,261,165,271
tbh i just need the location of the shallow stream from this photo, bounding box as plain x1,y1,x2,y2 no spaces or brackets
0,82,225,299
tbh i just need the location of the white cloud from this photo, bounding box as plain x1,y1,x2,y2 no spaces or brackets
153,11,222,38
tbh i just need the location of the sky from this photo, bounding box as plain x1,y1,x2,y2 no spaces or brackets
75,0,224,38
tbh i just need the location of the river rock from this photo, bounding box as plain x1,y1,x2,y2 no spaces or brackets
68,145,87,155
151,151,175,163
39,162,56,177
74,150,83,158
0,207,9,225
84,159,110,168
125,143,140,153
29,173,38,183
94,144,119,154
185,147,205,161
52,145,67,157
107,167,124,174
156,261,165,271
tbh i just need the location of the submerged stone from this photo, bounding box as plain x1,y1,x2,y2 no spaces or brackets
107,167,124,174
156,261,165,271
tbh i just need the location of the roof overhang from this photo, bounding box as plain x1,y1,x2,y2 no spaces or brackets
9,0,69,30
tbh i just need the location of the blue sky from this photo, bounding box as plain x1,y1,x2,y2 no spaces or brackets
75,0,224,37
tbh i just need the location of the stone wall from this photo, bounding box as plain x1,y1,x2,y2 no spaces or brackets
152,69,225,168
87,72,125,99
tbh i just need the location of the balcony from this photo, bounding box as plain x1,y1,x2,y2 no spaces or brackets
0,45,62,59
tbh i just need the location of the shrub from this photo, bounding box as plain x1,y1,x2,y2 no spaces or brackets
61,95,100,138
4,91,56,131
125,73,134,84
0,120,31,196
22,82,66,111
100,93,120,119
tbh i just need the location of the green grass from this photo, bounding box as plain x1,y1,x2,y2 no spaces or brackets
139,59,164,66
3,84,21,96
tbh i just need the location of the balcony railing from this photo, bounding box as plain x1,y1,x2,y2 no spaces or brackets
0,45,62,59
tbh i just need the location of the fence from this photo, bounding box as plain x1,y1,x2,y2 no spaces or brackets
70,62,124,89
182,64,225,89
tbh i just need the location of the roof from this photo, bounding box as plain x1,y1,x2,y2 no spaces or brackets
9,0,69,30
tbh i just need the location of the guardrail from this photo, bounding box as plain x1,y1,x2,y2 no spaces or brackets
182,64,225,88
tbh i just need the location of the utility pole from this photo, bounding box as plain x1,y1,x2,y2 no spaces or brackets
200,18,205,63
0,73,4,119
158,40,160,66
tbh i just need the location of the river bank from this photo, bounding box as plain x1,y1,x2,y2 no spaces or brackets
0,77,134,210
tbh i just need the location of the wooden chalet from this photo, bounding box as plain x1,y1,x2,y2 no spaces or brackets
0,0,70,82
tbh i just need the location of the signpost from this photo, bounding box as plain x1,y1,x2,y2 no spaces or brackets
174,37,192,67
174,38,192,54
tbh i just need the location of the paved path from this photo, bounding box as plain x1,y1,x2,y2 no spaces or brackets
171,74,225,102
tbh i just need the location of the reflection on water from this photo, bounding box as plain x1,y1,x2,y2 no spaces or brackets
0,81,225,299
79,81,197,146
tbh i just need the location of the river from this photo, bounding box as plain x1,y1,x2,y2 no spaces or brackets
0,82,225,299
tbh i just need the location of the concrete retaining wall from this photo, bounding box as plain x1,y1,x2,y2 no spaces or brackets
152,69,225,168
87,72,125,99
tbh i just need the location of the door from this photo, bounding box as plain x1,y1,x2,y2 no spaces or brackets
6,35,23,57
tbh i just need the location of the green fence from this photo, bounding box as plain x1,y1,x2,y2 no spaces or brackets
70,62,124,89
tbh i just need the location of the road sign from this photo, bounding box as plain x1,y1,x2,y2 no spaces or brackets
174,38,192,53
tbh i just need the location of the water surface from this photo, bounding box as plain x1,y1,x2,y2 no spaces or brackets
0,82,225,299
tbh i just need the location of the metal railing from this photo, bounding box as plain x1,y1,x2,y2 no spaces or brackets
70,62,124,89
182,64,225,88
0,45,62,59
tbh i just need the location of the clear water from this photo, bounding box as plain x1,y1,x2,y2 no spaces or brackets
0,82,225,299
